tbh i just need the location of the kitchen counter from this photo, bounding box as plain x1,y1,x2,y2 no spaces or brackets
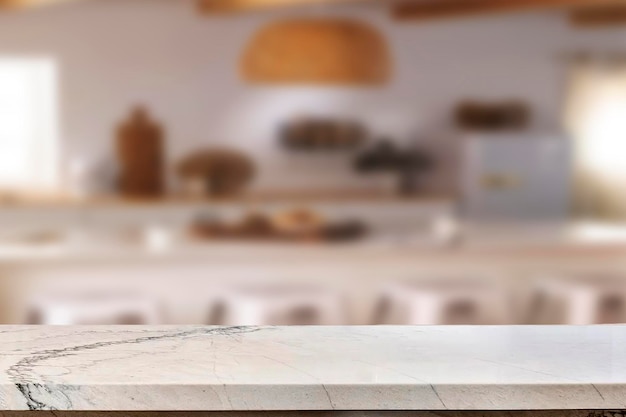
1,325,625,411
4,223,626,325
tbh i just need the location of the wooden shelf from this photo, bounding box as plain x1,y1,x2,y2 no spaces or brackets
0,190,455,208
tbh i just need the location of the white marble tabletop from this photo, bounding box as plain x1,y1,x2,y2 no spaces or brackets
0,325,624,411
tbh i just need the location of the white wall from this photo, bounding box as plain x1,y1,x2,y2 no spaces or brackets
0,0,624,192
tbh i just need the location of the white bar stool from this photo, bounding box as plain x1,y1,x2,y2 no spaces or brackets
373,277,513,325
528,274,626,324
27,291,162,325
212,284,348,325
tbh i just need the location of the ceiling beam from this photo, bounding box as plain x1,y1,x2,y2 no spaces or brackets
198,0,376,14
0,0,81,9
392,0,626,22
570,4,626,27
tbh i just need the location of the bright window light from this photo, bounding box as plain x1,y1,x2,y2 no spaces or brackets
0,57,58,194
577,79,626,180
565,63,626,216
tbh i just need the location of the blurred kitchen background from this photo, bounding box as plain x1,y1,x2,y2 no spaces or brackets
1,0,626,326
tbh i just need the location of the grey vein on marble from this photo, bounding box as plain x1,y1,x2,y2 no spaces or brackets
0,325,625,411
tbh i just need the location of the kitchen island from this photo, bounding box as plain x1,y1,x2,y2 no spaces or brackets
4,224,626,325
0,325,625,414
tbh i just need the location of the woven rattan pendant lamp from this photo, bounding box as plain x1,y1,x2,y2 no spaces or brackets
241,18,391,85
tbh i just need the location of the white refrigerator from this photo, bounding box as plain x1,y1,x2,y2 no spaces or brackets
462,133,572,220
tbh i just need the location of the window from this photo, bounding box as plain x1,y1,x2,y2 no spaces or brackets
566,59,626,218
0,57,58,194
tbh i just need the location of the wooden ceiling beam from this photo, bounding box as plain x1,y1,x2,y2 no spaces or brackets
0,0,81,9
392,0,626,21
198,0,376,14
570,4,626,27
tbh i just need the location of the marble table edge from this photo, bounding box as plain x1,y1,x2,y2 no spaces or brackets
1,382,624,411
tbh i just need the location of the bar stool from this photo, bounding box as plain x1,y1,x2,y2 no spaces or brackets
211,284,348,325
528,273,626,324
373,277,513,325
27,291,162,325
